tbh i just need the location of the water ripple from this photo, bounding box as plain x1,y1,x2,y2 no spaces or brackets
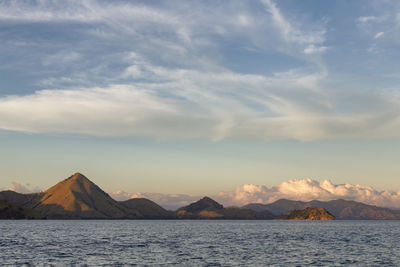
0,220,399,266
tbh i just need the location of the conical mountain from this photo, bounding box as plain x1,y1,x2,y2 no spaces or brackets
32,173,139,219
178,196,224,213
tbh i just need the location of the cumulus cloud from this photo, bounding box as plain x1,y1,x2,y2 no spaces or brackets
111,179,400,210
216,179,400,209
3,182,42,194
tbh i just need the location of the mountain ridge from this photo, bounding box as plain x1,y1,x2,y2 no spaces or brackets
244,199,400,220
1,173,400,220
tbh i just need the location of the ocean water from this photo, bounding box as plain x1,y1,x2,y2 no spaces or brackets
1,220,399,266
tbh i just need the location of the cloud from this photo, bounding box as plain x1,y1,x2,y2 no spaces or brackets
358,16,377,23
115,179,400,210
1,0,400,141
262,0,325,45
303,45,328,55
217,179,400,209
374,32,385,39
1,65,400,141
110,190,199,210
3,182,42,194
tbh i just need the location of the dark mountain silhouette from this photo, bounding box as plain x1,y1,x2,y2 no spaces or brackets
120,198,174,219
244,199,400,220
0,190,41,206
283,207,335,220
177,196,275,219
0,199,43,219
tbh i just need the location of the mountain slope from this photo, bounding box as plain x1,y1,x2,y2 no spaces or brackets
0,199,43,219
178,196,223,213
177,196,275,219
120,198,174,219
31,173,140,219
0,190,41,206
244,199,400,220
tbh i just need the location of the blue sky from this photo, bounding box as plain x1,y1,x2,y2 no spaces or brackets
1,0,400,198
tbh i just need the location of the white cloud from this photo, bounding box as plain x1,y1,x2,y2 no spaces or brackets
1,0,400,141
217,179,400,209
374,31,385,39
1,64,400,141
3,182,42,194
303,45,328,55
111,178,400,210
262,0,326,47
358,16,377,23
110,190,199,210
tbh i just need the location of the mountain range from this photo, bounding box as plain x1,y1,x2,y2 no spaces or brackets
1,173,399,220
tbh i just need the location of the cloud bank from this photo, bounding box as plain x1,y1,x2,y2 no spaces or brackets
112,178,400,210
217,179,400,209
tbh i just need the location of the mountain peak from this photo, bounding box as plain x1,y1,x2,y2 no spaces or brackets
33,173,135,219
179,196,224,213
68,172,89,182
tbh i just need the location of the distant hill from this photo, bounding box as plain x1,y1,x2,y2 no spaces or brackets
244,199,400,220
120,198,174,219
0,199,43,219
177,196,275,219
283,207,335,220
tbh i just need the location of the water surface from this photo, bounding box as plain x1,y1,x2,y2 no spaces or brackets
1,220,399,266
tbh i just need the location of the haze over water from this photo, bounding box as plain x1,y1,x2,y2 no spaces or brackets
2,220,400,266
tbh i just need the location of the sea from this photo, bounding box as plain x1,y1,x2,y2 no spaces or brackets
1,220,399,266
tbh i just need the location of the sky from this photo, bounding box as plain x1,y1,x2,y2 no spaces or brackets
1,0,400,208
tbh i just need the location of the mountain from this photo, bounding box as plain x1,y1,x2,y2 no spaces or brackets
120,198,174,219
0,190,41,206
29,173,141,219
177,196,275,219
0,172,181,219
283,207,335,220
0,199,43,219
244,199,400,220
177,196,224,218
178,196,223,213
2,174,400,220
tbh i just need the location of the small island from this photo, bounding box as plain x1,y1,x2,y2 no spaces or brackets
283,206,335,220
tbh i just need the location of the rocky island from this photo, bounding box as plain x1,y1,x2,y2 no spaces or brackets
283,206,335,220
